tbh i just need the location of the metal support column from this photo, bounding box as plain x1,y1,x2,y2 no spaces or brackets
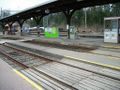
8,22,13,35
1,24,5,35
63,9,76,39
33,16,44,36
33,16,43,26
18,19,25,36
0,22,5,35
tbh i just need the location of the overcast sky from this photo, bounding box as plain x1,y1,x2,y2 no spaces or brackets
0,0,50,12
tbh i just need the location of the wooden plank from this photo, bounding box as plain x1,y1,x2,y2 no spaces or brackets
40,64,86,82
52,61,93,76
39,67,76,85
39,62,90,79
37,61,120,90
89,75,120,89
21,70,54,90
38,64,80,83
29,69,69,90
100,68,120,79
24,69,63,90
34,67,78,89
73,83,94,90
83,78,120,90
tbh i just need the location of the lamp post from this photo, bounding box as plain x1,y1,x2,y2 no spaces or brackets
84,8,87,29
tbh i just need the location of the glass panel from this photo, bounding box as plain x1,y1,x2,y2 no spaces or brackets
118,19,120,28
111,20,117,29
119,19,120,34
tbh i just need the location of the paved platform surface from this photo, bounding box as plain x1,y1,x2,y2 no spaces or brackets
10,41,120,68
0,35,120,49
35,37,120,49
0,35,120,68
0,59,37,90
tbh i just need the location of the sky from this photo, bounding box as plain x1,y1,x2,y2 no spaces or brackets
0,0,50,12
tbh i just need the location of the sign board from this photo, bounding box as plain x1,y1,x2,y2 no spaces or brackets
104,17,120,43
44,27,59,38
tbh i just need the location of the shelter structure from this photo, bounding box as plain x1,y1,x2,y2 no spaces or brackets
0,0,120,38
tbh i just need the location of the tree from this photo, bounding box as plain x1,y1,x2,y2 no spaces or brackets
71,9,84,27
112,3,120,16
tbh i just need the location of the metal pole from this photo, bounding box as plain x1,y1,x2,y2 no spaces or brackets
0,8,2,18
47,15,48,27
67,19,70,39
84,8,87,29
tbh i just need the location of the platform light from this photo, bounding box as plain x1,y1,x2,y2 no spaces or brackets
31,17,33,20
45,9,50,13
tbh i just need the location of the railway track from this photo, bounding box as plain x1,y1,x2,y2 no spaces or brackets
0,45,76,90
4,42,120,79
0,43,120,90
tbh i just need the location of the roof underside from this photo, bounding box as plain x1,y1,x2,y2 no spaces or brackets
0,0,120,23
104,17,120,20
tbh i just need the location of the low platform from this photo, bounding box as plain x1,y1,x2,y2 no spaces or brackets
0,59,39,90
10,41,120,67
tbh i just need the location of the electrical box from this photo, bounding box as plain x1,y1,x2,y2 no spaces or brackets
104,17,120,43
70,26,77,39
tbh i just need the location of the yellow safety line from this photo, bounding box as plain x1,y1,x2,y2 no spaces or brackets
90,51,120,60
107,56,120,60
64,55,120,71
102,45,120,49
13,69,43,90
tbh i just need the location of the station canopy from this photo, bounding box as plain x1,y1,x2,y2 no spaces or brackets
0,0,120,23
